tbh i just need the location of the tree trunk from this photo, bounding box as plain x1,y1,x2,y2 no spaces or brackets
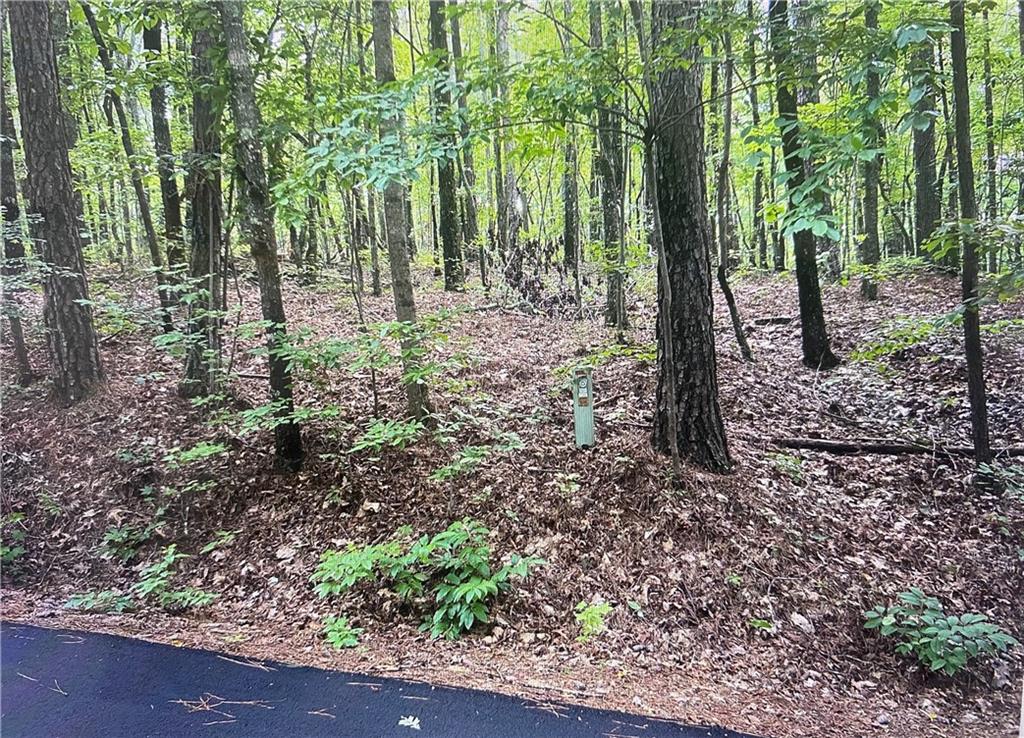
142,15,185,271
0,42,34,385
82,2,174,331
372,0,432,420
649,1,731,472
9,0,103,404
860,0,881,300
950,0,992,466
982,9,998,272
428,0,464,291
181,23,223,399
590,1,626,331
769,0,839,370
448,0,479,256
218,0,303,470
912,43,941,254
747,0,767,269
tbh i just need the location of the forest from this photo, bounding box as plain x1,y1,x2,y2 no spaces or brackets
1,0,1023,735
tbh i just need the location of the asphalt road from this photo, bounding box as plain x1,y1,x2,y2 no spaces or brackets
1,622,757,738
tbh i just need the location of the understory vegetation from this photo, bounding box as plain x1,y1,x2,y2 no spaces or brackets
2,1,1024,736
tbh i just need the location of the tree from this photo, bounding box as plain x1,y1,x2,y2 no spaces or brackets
1,26,33,385
372,0,432,420
860,0,881,300
181,19,223,399
218,0,303,470
82,2,174,331
949,0,992,465
590,1,627,331
747,0,768,269
768,0,839,370
982,8,997,272
142,11,185,270
912,42,940,254
9,0,102,404
649,0,731,473
428,0,464,290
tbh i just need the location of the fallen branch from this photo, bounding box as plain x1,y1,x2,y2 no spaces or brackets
753,316,793,325
773,437,1024,458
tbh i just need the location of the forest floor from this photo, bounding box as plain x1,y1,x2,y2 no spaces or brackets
2,262,1023,738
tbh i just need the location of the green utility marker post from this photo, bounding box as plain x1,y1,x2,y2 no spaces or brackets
572,366,595,448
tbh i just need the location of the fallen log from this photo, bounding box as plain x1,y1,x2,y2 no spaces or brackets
773,437,1024,458
753,316,794,325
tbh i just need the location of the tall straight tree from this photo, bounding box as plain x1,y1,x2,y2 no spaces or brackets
649,1,731,472
950,0,992,465
747,0,767,268
428,0,464,290
9,0,102,404
142,12,185,270
1,25,33,385
860,0,881,300
982,8,997,272
82,2,174,331
217,0,303,470
181,22,223,398
372,0,432,420
590,1,627,331
768,0,839,369
912,42,940,253
447,0,479,259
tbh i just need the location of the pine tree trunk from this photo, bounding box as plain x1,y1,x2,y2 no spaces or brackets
769,0,839,370
428,0,464,290
142,15,185,271
9,0,103,404
372,0,432,421
860,0,881,300
650,1,731,472
447,0,479,256
181,23,223,399
950,0,993,465
218,0,303,470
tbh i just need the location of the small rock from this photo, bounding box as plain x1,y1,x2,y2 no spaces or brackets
519,632,536,645
874,712,891,727
961,712,979,724
790,612,815,635
275,546,295,561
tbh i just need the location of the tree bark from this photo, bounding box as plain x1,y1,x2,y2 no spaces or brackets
181,22,223,399
428,0,464,290
142,14,185,271
9,0,103,404
769,0,839,370
650,0,731,472
218,0,303,470
448,0,479,258
372,0,433,420
950,0,992,465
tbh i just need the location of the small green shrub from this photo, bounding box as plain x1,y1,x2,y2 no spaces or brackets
977,462,1024,498
163,441,229,469
322,615,363,649
67,544,216,613
430,445,492,481
201,529,240,554
350,418,424,455
768,452,803,482
1,513,27,569
100,524,152,562
312,519,543,639
574,601,613,642
864,588,1018,676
